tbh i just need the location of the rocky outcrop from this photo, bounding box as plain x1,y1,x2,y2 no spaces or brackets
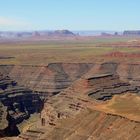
0,74,43,137
96,62,140,86
87,74,140,100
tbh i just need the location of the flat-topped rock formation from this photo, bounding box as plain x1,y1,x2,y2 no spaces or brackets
0,30,76,39
53,30,75,37
123,30,140,36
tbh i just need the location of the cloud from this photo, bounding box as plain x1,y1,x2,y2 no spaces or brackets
0,17,32,30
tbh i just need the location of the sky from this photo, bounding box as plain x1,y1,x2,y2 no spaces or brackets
0,0,140,31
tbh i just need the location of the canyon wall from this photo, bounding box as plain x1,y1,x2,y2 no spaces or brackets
0,74,43,137
0,63,94,96
0,62,140,139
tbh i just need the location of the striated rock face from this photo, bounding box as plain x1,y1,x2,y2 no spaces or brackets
16,109,140,140
0,74,43,137
15,69,140,140
0,62,140,139
40,109,140,140
96,62,140,86
87,74,140,100
0,62,140,103
0,63,94,97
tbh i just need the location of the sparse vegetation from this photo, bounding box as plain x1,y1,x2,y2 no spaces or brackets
0,37,140,65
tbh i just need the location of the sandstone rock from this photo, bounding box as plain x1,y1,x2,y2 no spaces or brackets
0,74,43,137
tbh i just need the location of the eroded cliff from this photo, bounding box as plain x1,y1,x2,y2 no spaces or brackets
0,74,43,137
0,62,140,140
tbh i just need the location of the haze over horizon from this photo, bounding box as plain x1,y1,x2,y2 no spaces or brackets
0,0,140,31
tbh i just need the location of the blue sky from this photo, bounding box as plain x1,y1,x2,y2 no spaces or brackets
0,0,140,31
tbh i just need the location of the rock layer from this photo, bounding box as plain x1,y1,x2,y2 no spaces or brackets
0,63,94,96
0,62,140,139
87,74,140,100
0,74,43,137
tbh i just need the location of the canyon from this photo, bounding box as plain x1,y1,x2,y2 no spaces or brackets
0,34,140,140
0,62,140,139
0,73,43,137
1,0,140,139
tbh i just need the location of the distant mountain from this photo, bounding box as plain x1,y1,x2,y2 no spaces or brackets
123,30,140,36
0,30,76,39
53,30,75,36
73,31,122,36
